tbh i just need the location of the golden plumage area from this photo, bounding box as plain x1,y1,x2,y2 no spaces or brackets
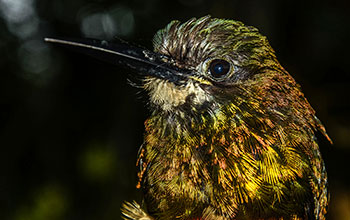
121,16,330,220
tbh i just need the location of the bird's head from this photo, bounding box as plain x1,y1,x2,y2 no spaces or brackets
45,16,329,140
143,16,280,115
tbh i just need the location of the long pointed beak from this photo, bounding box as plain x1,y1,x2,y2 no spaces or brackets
44,37,188,84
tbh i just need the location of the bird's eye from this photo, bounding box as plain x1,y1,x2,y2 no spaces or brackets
208,59,231,78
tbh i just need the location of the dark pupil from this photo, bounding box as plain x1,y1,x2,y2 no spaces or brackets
209,59,230,78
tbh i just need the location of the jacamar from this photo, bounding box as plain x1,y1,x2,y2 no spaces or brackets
45,15,332,220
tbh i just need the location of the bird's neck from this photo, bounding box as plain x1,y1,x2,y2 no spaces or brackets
144,106,224,152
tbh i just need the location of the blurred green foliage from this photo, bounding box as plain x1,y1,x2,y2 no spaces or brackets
79,143,117,183
0,0,349,219
14,184,67,220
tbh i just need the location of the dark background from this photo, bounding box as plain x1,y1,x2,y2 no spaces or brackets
0,0,349,219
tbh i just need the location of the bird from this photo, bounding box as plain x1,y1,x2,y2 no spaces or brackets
45,15,332,220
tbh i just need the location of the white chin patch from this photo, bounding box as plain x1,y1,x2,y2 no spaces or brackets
143,78,211,111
